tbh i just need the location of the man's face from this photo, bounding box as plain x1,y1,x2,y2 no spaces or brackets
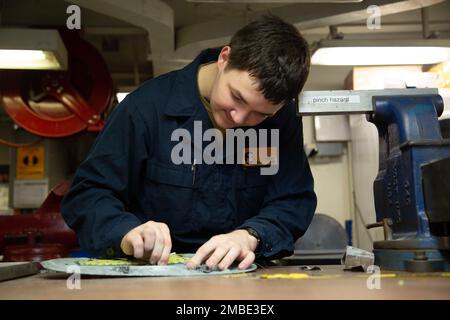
209,47,283,129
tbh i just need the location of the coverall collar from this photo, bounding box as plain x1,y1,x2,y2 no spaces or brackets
163,48,222,118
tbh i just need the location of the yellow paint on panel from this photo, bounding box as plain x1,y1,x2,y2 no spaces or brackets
77,253,190,266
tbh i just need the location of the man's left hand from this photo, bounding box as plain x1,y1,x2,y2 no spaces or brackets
186,229,258,271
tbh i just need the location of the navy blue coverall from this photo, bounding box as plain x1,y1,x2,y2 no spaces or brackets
61,48,317,260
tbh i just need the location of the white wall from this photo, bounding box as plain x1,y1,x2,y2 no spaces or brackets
302,116,353,230
301,65,354,233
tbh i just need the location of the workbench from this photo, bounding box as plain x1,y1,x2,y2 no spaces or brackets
1,265,449,299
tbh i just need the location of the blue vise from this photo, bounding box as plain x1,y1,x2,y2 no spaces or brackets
368,93,450,272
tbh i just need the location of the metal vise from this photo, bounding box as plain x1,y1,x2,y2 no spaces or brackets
298,88,450,272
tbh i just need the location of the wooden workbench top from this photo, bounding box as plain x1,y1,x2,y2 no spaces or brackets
1,265,449,300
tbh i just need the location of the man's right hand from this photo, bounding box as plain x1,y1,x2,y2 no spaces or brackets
120,221,172,265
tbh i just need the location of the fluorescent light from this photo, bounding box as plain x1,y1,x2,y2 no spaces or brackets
116,92,130,103
116,87,136,103
0,49,46,60
0,28,67,70
311,39,450,66
312,47,450,65
0,49,65,70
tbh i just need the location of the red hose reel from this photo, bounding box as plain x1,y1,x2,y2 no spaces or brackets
0,30,113,138
0,30,113,261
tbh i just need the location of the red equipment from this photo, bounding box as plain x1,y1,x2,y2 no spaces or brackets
0,181,78,262
0,30,112,137
0,30,114,261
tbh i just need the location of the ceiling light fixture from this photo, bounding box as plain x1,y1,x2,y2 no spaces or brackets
0,28,68,70
311,39,450,66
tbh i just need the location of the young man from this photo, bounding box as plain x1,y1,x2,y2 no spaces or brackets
61,14,317,271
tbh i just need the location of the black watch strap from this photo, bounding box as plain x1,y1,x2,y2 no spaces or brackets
245,227,260,241
241,227,261,251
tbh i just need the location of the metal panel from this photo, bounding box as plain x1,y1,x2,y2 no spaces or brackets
298,88,439,115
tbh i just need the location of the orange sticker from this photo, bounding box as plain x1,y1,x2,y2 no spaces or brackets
16,145,45,179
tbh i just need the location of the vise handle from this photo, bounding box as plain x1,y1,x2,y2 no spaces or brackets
366,218,393,241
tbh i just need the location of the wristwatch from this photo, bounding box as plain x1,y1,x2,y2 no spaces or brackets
241,227,261,251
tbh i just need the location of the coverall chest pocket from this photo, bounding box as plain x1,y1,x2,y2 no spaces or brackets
145,163,197,234
236,167,270,220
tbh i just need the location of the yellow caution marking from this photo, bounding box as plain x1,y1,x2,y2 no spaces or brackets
261,273,310,279
223,274,254,278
